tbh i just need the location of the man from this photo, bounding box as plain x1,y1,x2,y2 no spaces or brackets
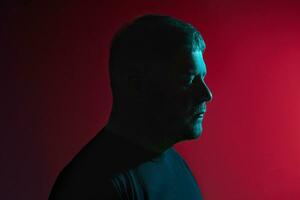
49,14,212,200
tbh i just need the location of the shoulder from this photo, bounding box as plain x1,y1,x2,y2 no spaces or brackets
48,131,122,199
168,148,195,174
167,147,185,163
49,166,120,199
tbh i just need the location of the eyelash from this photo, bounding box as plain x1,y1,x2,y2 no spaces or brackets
183,76,198,85
183,79,193,86
181,76,205,88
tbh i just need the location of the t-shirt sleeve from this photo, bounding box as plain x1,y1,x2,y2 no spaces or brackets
110,171,139,200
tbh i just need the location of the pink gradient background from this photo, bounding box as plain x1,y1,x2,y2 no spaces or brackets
3,0,300,199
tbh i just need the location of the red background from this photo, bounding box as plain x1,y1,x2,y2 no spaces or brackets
3,0,300,199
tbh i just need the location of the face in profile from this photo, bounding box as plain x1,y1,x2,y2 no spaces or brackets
143,49,212,143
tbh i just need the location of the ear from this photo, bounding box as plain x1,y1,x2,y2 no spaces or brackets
127,71,145,94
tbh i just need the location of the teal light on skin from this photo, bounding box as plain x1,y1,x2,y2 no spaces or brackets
177,50,209,137
106,50,212,153
146,50,212,144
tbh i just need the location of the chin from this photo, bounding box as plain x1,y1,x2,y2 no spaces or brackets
165,117,204,142
177,123,203,141
188,126,203,140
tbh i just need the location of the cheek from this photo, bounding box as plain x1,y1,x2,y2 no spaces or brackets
162,90,194,118
144,80,194,118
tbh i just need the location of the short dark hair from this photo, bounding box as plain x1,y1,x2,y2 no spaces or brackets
108,14,205,100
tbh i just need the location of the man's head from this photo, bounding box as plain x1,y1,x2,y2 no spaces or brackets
108,14,212,149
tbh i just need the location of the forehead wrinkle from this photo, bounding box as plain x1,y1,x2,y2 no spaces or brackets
161,49,207,80
181,50,206,77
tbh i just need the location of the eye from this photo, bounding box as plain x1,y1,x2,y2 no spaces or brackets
178,76,194,86
176,76,197,90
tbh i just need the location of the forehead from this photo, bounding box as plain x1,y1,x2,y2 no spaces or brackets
169,50,206,76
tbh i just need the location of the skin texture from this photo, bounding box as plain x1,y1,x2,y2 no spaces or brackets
105,49,212,153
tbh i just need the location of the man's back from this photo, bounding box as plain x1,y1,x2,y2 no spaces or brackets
49,128,203,199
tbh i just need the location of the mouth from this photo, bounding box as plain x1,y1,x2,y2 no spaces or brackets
194,113,205,118
193,108,206,118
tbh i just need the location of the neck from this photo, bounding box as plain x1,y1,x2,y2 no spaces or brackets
105,112,172,154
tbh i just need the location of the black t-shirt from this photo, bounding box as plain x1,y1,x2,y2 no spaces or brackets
49,127,203,199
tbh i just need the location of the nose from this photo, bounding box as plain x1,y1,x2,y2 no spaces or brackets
194,79,213,103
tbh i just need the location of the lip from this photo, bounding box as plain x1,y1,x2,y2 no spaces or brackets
194,112,205,118
193,105,206,118
194,110,206,115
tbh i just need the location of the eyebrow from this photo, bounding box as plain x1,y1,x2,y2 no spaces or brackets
182,70,207,77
